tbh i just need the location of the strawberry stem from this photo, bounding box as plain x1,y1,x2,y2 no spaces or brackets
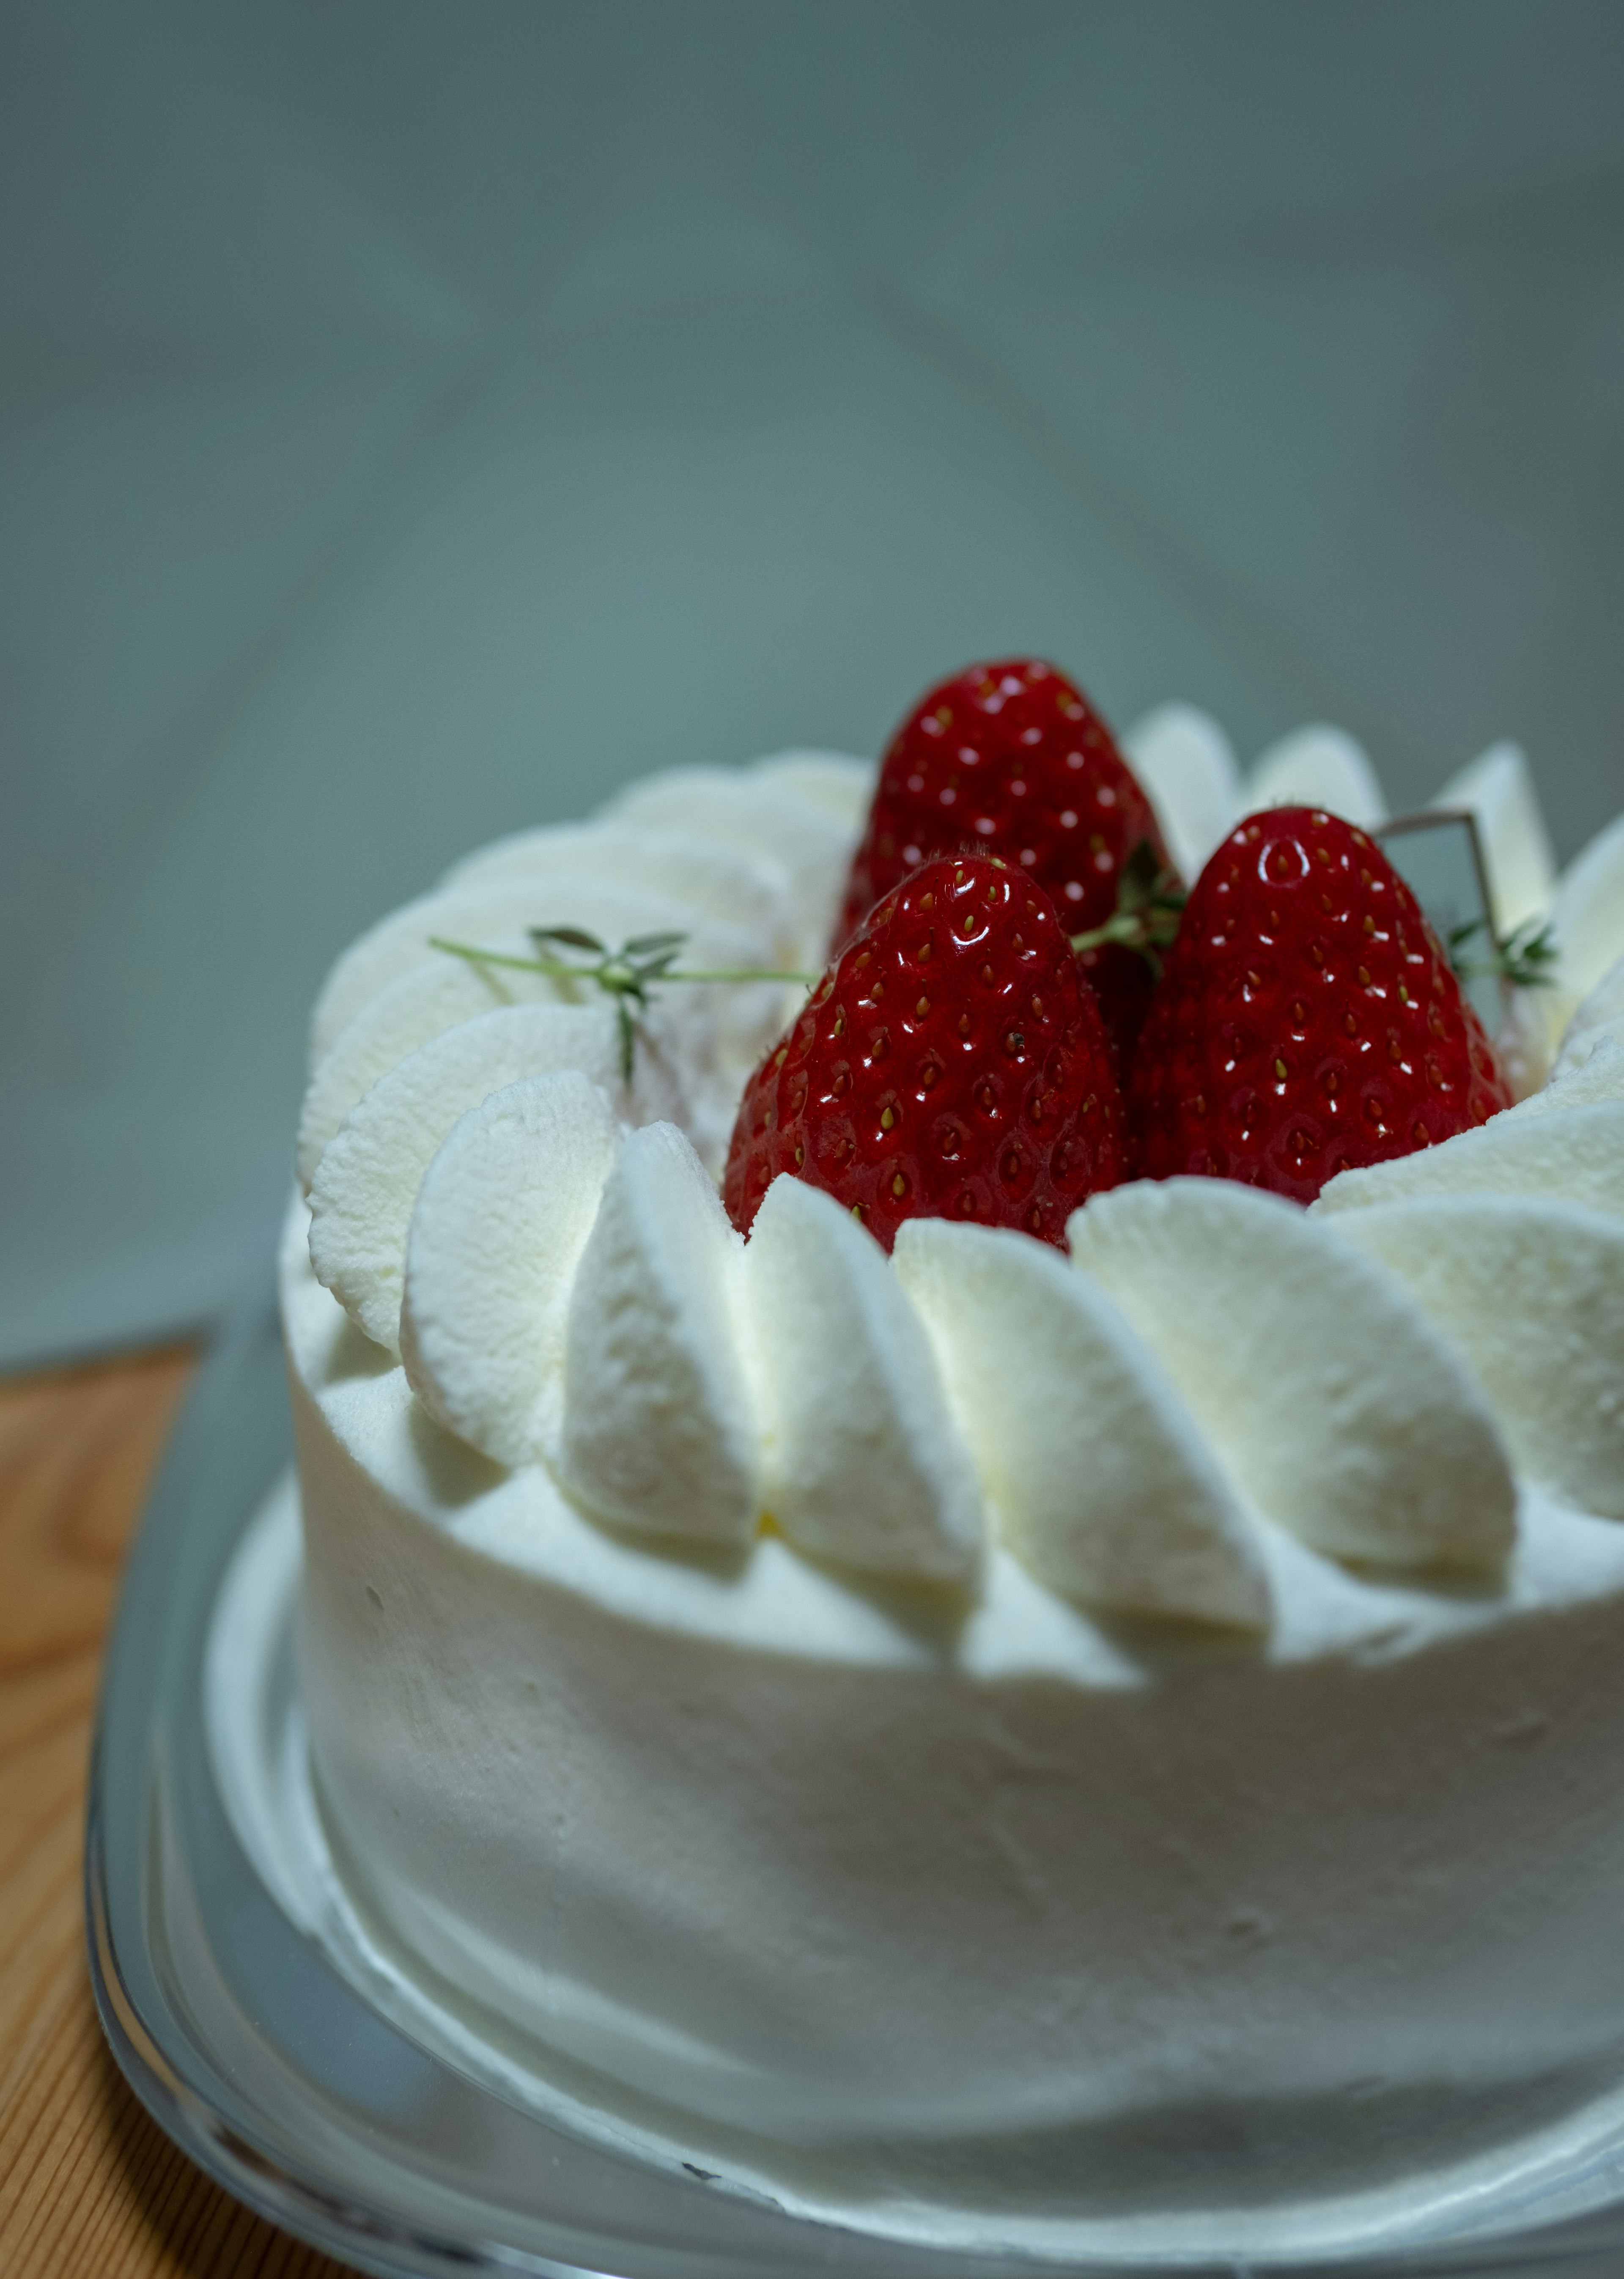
430,932,815,1084
1447,916,1559,991
1069,840,1186,976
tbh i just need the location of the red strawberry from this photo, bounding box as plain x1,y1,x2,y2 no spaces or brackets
724,853,1128,1251
837,658,1178,1068
1130,806,1514,1203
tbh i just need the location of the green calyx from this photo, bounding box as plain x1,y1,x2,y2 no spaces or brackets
1447,915,1560,992
1069,840,1188,978
430,928,815,1084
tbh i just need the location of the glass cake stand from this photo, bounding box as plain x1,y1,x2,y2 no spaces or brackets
87,1277,1624,2279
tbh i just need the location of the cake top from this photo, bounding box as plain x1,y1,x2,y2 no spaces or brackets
295,666,1624,1631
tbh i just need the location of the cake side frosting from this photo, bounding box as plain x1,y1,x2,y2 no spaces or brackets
285,1197,1624,2153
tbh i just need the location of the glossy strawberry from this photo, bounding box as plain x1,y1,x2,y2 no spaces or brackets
837,658,1177,1066
1130,807,1514,1203
725,854,1128,1251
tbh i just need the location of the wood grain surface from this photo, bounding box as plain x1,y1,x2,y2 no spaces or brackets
0,1346,357,2278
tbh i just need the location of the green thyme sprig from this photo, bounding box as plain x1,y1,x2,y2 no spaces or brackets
1447,915,1560,992
430,928,815,1083
1067,839,1188,979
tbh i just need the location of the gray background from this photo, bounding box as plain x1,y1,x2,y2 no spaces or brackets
3,0,1622,1370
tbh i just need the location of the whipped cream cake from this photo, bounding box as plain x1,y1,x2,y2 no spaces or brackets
280,683,1624,2242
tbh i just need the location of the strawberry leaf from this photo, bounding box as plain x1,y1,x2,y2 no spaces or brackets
532,925,606,953
433,927,814,1085
1448,916,1558,990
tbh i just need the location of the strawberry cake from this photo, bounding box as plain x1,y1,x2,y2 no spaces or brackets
281,667,1624,2249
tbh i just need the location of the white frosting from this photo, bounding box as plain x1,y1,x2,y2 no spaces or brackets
308,1003,684,1354
1522,814,1624,1070
1124,707,1423,883
1314,1099,1624,1222
894,1217,1270,1628
1432,740,1557,935
1554,809,1624,1004
304,873,808,1194
744,1177,984,1584
310,876,735,1066
307,878,794,1150
298,942,567,1192
1508,1028,1624,1114
1519,921,1622,1104
1067,1180,1515,1570
399,1071,623,1468
1334,1196,1624,1524
1555,956,1624,1078
560,1122,759,1548
1549,953,1621,1076
441,821,793,961
749,747,875,831
1123,703,1242,881
603,768,848,965
1249,723,1388,831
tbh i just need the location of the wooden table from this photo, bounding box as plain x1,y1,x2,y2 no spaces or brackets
0,1347,355,2277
